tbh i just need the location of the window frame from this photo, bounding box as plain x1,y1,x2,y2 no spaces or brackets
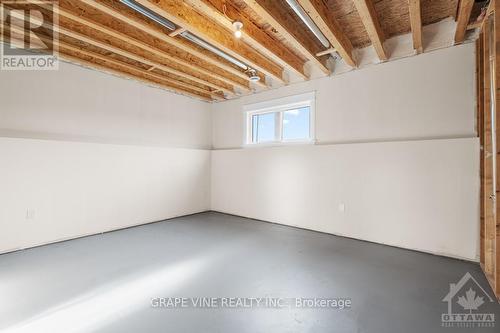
243,92,316,146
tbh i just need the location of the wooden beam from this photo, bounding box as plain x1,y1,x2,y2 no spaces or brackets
476,35,485,267
58,40,224,100
62,53,213,102
316,48,336,57
184,0,308,80
241,0,330,75
55,6,238,95
482,17,495,288
2,29,214,101
477,0,495,33
494,0,500,296
468,21,483,30
471,0,500,300
133,0,285,84
408,0,423,54
9,6,232,97
44,1,245,91
352,0,388,61
454,0,474,44
168,27,186,37
79,0,264,89
295,0,356,67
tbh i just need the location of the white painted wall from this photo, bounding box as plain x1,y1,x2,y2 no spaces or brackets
211,139,479,260
0,61,212,149
213,44,475,148
0,44,479,260
211,44,479,260
0,61,212,253
0,138,210,253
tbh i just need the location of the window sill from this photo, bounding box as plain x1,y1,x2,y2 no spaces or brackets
242,139,316,148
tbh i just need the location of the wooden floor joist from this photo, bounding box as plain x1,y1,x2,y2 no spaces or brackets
8,7,235,97
316,48,336,57
168,27,186,37
61,53,214,102
0,0,486,104
3,31,214,101
241,0,330,75
455,0,474,44
79,0,264,89
295,0,356,68
352,0,388,61
184,0,308,80
133,0,285,84
55,6,241,95
408,0,423,54
57,41,225,100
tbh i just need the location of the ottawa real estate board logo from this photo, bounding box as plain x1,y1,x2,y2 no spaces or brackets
441,272,495,328
1,0,58,70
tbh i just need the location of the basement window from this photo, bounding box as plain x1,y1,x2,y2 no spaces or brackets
245,92,315,145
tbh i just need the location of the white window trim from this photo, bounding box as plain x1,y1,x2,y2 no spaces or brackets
243,92,316,147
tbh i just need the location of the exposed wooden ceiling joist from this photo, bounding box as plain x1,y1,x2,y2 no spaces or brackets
352,0,388,61
3,25,214,101
184,0,309,80
476,0,494,33
316,48,336,57
133,0,285,84
455,0,474,44
60,44,225,101
296,0,356,68
0,0,474,103
9,6,233,97
169,27,186,37
60,44,223,100
80,0,264,89
241,0,330,75
55,6,243,95
408,0,423,54
61,53,214,101
56,19,234,96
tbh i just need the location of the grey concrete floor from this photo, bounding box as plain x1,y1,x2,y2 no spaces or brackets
0,211,499,333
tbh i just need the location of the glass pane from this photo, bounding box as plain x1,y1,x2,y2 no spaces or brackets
252,112,276,143
283,107,310,141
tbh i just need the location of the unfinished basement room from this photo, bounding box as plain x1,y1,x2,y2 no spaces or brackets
2,0,500,332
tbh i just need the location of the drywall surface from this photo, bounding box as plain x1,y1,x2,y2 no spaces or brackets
0,61,212,149
212,44,475,148
0,61,212,253
0,44,479,260
0,137,211,253
211,138,479,260
211,44,479,260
